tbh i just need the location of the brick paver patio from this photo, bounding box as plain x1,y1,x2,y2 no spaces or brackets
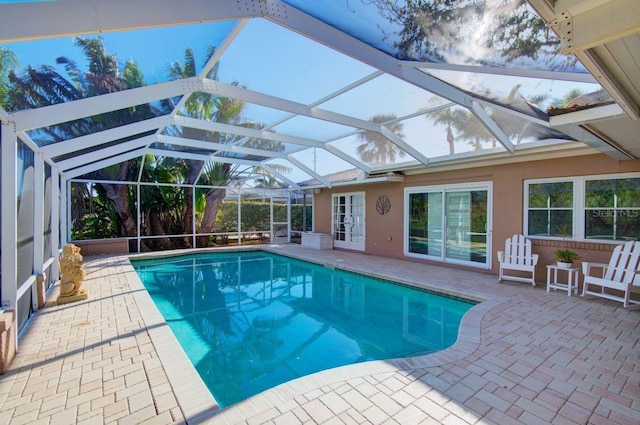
1,244,638,424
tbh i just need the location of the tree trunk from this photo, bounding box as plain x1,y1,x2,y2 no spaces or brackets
100,182,137,237
182,159,205,248
197,188,226,247
95,161,137,237
447,126,455,155
149,208,174,250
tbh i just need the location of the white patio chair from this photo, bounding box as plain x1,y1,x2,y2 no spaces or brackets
582,241,640,308
497,234,538,286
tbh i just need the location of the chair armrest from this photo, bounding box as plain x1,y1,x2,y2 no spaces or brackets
532,253,539,265
582,261,608,277
497,251,504,262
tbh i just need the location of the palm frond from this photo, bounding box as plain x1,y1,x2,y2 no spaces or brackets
184,48,196,78
74,37,119,76
55,56,86,91
122,59,145,89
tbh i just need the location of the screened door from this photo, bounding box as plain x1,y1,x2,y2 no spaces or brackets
332,193,365,251
271,196,290,243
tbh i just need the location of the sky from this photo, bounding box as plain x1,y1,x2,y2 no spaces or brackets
3,21,235,85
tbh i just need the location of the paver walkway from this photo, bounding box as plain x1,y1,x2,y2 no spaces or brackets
1,244,638,424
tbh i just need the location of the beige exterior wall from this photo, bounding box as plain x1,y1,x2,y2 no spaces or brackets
312,153,640,278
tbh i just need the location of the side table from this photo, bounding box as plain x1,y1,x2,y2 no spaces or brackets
546,264,579,296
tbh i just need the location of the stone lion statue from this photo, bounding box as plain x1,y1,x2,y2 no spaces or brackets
57,243,87,303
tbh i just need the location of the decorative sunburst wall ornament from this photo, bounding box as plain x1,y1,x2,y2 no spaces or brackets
376,195,391,215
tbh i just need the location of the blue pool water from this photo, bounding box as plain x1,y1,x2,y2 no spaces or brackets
131,251,474,407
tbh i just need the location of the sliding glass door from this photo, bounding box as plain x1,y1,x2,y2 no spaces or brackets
406,184,490,268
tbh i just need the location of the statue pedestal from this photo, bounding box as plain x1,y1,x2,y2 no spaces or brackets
56,289,88,305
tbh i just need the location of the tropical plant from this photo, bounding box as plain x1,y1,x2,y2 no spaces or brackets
553,249,580,264
355,113,406,164
70,182,120,240
139,155,186,250
553,223,580,264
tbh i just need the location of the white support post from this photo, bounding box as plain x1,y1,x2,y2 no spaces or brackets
301,191,307,232
270,196,274,242
50,168,60,281
1,122,17,311
60,176,68,246
237,187,242,246
312,192,316,233
1,122,18,354
32,152,44,311
192,186,196,248
136,183,141,253
287,195,291,243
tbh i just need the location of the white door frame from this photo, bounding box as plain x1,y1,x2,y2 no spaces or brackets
404,182,492,269
332,192,365,251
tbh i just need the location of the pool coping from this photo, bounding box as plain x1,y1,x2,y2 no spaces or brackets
123,257,221,423
123,245,507,423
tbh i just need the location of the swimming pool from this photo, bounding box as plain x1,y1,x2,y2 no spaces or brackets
131,251,475,407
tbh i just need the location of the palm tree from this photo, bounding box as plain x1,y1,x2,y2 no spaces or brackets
487,84,554,146
165,47,248,247
166,48,294,247
8,37,161,238
0,47,18,107
550,88,585,109
195,161,235,246
427,107,466,155
254,174,282,189
355,113,406,164
457,111,493,151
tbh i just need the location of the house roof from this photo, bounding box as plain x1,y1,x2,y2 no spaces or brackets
0,0,638,190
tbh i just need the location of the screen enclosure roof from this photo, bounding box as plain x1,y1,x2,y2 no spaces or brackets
0,0,638,189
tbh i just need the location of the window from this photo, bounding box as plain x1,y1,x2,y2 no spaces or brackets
525,174,640,242
584,177,640,240
526,181,574,237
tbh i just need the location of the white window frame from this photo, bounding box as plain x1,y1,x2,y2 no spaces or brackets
404,181,493,269
524,172,640,243
523,177,578,240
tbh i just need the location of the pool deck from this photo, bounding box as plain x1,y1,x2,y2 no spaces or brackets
0,244,638,424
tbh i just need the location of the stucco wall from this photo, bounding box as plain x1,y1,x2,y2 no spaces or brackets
313,190,333,235
313,153,640,278
73,239,129,256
